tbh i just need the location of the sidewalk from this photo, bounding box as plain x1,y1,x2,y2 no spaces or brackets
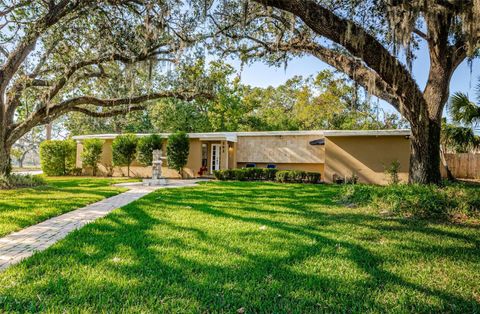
0,180,201,271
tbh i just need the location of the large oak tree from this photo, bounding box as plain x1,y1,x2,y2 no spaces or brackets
0,0,209,176
207,0,480,184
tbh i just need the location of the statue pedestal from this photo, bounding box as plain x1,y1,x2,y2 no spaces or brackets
143,178,168,186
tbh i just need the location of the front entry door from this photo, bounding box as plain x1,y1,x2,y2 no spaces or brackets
210,144,221,173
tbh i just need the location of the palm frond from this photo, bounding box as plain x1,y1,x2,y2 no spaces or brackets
441,123,480,153
448,92,480,126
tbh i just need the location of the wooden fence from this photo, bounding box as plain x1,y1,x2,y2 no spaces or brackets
443,153,480,179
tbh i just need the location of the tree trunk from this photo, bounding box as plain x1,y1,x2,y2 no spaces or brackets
0,138,12,177
409,119,442,184
440,145,456,181
46,123,52,140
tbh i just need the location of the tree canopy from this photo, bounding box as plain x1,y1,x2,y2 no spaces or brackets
0,0,210,176
64,61,406,135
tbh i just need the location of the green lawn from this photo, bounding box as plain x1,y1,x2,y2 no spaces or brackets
0,177,134,237
0,182,479,312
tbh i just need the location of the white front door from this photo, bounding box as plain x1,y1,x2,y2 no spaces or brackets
210,144,221,173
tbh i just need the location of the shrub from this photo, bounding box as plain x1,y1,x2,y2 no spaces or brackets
137,134,163,166
304,172,321,184
112,134,138,177
214,168,320,184
39,140,76,176
263,168,278,181
384,160,401,184
339,183,480,220
276,170,321,183
345,172,359,184
275,170,290,183
167,132,189,178
81,139,103,176
214,168,279,181
0,174,45,190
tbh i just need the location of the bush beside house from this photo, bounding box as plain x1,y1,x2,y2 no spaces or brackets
39,140,76,176
112,134,138,177
167,132,189,178
137,134,163,166
81,139,103,176
214,168,321,184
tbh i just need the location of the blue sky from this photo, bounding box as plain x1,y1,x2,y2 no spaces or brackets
227,41,480,117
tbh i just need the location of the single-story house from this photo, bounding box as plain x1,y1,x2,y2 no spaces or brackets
73,129,412,185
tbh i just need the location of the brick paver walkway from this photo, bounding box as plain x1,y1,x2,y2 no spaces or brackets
0,180,201,271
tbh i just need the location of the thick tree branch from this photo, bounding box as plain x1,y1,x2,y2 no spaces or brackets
5,48,176,124
252,0,426,119
7,90,213,144
69,105,147,118
0,1,83,95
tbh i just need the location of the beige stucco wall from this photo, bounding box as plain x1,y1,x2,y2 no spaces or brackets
324,135,410,185
235,135,324,178
76,138,204,178
236,135,325,164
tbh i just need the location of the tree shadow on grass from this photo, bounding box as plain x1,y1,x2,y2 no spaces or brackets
0,182,479,312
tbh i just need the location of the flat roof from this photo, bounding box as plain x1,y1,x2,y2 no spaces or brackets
323,129,411,137
72,129,411,141
72,132,239,142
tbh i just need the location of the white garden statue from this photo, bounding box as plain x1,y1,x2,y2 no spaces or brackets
143,149,167,186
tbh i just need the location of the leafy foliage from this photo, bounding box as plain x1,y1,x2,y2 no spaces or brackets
384,160,401,184
112,134,138,177
214,168,320,183
214,168,278,181
166,132,190,177
137,134,163,166
81,139,104,176
0,1,210,176
443,83,480,153
39,140,76,176
66,65,407,135
441,122,479,153
276,170,321,184
340,183,480,220
449,92,480,126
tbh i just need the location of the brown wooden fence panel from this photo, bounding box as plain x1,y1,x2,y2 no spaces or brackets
444,153,480,179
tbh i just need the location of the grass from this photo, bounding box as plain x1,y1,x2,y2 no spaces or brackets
0,181,479,312
0,176,136,237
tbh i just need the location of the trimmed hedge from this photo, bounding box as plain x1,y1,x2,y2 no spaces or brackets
137,134,163,166
112,134,138,177
81,139,103,176
339,183,480,220
276,170,321,184
39,140,76,176
214,168,321,184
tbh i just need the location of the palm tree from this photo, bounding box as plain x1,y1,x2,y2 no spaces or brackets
441,121,479,153
445,87,480,153
449,92,480,128
439,89,480,180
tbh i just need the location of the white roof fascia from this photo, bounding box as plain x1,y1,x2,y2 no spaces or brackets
236,130,325,137
323,129,411,137
72,129,411,141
